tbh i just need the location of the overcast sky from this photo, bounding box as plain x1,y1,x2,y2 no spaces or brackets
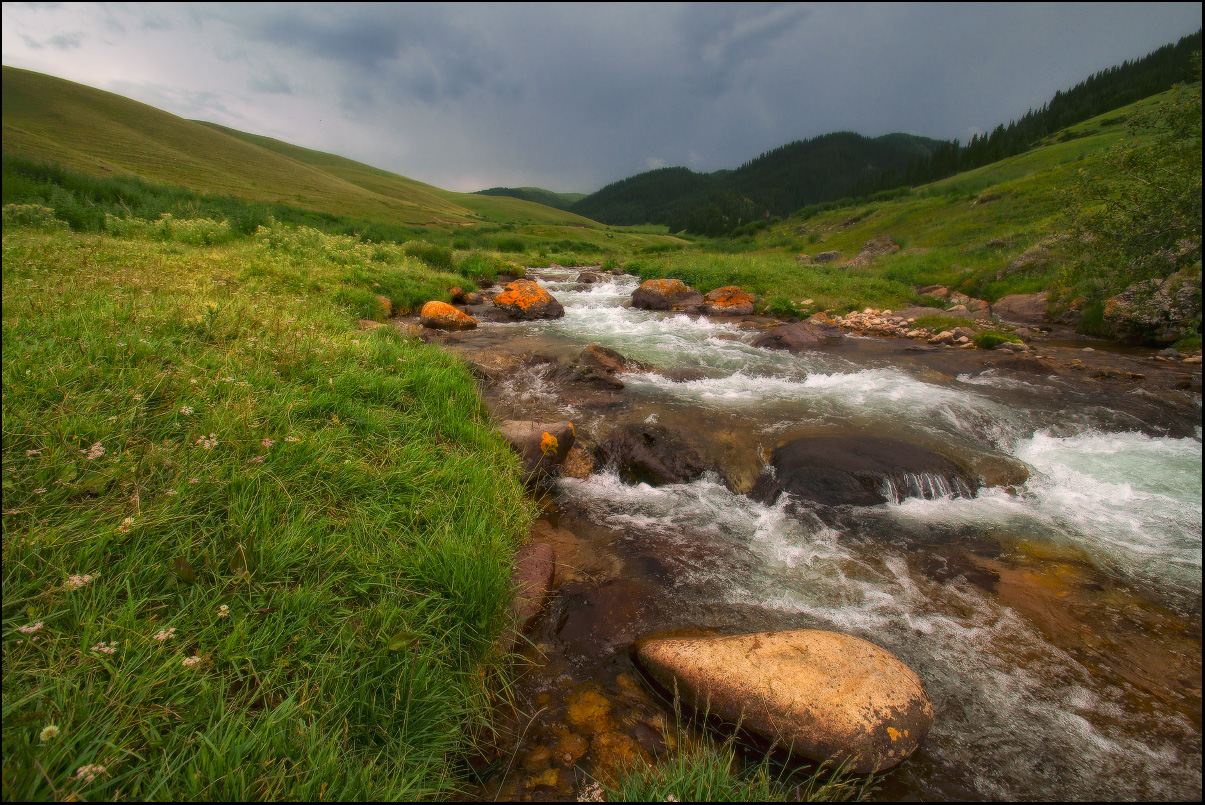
3,3,1200,193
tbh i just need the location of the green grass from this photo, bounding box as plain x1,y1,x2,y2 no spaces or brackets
597,706,871,803
2,221,536,799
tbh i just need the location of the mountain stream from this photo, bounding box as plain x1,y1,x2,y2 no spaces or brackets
435,268,1202,801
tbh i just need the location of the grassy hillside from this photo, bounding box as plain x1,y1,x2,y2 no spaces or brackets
472,186,588,211
2,66,595,229
624,90,1199,340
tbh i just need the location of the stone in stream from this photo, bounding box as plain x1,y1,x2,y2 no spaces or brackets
635,629,933,773
751,435,978,507
595,424,711,486
498,420,575,480
492,279,565,320
510,541,555,637
631,278,703,311
419,300,478,331
700,285,756,316
750,320,843,352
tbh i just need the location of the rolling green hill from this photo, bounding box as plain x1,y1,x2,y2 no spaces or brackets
1,66,599,230
472,186,587,211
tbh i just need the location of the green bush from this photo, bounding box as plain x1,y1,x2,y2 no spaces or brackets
972,330,1022,349
492,236,527,253
763,297,801,319
402,240,455,272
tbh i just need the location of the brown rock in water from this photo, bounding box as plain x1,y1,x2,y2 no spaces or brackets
578,344,650,374
631,278,703,310
701,285,755,316
560,446,595,479
577,271,603,283
590,731,653,784
493,279,565,320
419,300,478,331
635,630,933,773
751,435,977,507
498,420,575,479
510,542,555,635
751,321,843,353
595,424,710,486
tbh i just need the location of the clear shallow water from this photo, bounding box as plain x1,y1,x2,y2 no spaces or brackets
476,270,1203,800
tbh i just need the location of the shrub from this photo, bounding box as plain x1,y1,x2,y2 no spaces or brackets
492,236,527,253
972,331,1022,349
763,297,801,319
403,240,455,272
2,203,69,232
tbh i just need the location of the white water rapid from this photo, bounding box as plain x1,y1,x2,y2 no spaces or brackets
477,270,1203,800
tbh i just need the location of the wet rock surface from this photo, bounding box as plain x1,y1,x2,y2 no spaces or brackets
631,278,703,310
635,629,935,773
751,435,978,508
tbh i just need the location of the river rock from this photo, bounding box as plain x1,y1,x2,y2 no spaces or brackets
751,321,843,352
498,420,575,479
595,424,710,486
510,541,555,635
493,280,565,320
419,300,478,331
751,435,977,507
577,271,603,283
631,278,704,311
993,292,1049,324
701,285,756,316
1103,270,1202,345
635,629,933,773
578,344,650,375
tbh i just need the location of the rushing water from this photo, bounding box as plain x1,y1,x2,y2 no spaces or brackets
457,270,1202,800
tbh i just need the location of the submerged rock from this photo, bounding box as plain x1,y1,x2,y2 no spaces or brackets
635,629,933,773
510,542,555,635
750,321,843,352
493,279,565,320
751,435,977,507
498,420,575,479
595,424,710,486
631,279,703,311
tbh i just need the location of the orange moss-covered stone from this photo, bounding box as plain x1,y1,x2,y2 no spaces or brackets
631,278,703,310
701,285,755,315
493,280,564,320
419,300,478,330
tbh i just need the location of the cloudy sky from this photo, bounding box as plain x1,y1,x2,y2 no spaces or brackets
2,3,1200,194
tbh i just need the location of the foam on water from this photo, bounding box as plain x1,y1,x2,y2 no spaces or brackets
560,470,1201,799
887,429,1203,603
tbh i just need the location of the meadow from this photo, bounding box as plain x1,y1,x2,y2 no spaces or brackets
2,217,536,799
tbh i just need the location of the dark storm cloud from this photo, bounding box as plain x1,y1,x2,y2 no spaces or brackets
2,3,1201,193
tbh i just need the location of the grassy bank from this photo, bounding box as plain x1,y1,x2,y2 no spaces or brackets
2,221,535,799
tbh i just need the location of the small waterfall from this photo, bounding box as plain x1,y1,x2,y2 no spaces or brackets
879,471,976,503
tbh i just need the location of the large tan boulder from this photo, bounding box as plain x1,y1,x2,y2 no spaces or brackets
492,280,564,320
631,279,703,310
701,285,755,316
419,300,478,330
636,629,933,773
993,292,1049,324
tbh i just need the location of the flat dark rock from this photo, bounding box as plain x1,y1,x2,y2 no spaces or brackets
751,435,977,507
595,424,711,486
751,321,843,352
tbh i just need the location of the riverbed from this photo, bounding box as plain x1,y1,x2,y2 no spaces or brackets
430,268,1202,801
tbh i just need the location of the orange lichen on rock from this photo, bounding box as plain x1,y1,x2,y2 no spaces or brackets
702,285,755,315
419,300,478,330
493,280,565,320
